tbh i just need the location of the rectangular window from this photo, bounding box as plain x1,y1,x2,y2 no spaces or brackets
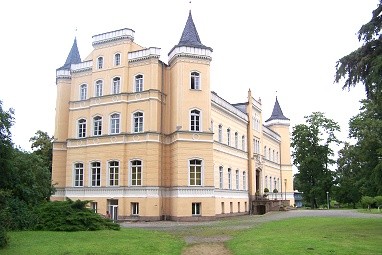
218,125,222,142
230,202,233,213
91,202,97,213
93,116,102,136
243,171,247,190
190,110,200,131
190,72,200,90
189,159,202,186
235,170,239,190
238,202,241,213
74,163,84,187
227,129,231,146
91,162,101,187
109,161,119,186
228,168,232,189
78,119,86,138
221,202,224,214
219,166,223,189
80,85,87,100
235,132,238,148
95,80,103,97
131,202,139,215
242,135,245,151
97,57,103,69
135,75,143,92
133,112,144,133
131,160,142,186
192,202,201,216
115,53,121,66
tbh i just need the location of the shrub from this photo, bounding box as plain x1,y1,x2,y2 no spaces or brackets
34,199,120,231
273,189,278,193
0,225,8,249
264,188,269,193
361,196,375,210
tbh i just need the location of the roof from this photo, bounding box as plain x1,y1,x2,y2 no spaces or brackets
168,10,212,55
265,97,290,122
57,37,81,70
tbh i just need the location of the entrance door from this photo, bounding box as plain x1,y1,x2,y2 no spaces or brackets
108,199,118,222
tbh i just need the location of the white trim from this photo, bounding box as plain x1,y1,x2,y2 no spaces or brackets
189,108,202,132
129,159,143,186
132,110,144,133
188,158,204,186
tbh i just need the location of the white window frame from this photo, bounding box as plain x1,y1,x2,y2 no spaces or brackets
112,77,121,94
80,84,87,100
218,125,222,142
235,170,239,190
132,111,144,133
93,116,102,136
108,161,119,186
131,202,139,215
130,160,142,186
192,202,201,216
190,109,201,132
219,166,223,189
74,162,84,187
243,171,247,190
189,159,203,186
95,80,103,97
90,161,101,187
114,53,121,66
78,119,86,138
228,168,232,189
242,135,245,151
97,56,103,69
134,74,144,92
234,132,238,148
227,129,231,146
110,113,120,134
190,71,200,90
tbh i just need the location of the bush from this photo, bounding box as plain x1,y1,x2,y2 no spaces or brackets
264,188,269,193
34,199,120,231
0,225,8,249
273,189,278,193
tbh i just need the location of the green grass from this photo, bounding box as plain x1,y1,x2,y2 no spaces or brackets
357,208,382,214
227,217,382,255
2,229,185,255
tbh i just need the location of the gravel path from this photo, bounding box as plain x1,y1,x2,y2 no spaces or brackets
120,210,382,255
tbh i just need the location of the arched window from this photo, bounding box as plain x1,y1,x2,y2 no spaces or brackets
190,72,200,90
112,77,120,94
227,129,231,146
190,109,200,131
189,159,202,186
133,112,144,133
110,113,120,134
114,53,121,66
80,84,87,100
130,160,142,186
91,162,101,187
228,168,232,189
219,166,223,189
97,56,103,69
95,80,103,97
235,170,239,190
93,116,102,136
135,74,143,92
235,132,238,148
78,119,86,138
242,135,246,151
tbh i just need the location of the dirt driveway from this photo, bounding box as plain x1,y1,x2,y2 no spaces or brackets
121,210,382,255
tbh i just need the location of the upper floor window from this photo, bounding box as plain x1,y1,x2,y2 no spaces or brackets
114,53,121,66
277,152,279,163
265,175,268,189
74,163,84,187
91,162,101,187
210,120,214,132
78,119,86,138
264,146,267,159
130,160,142,186
219,166,223,189
234,132,238,148
135,74,143,92
110,113,120,134
228,168,232,189
190,109,201,131
189,159,202,186
112,77,121,94
218,125,222,142
227,129,231,146
269,148,271,160
93,116,102,136
243,171,247,190
95,80,103,97
97,57,103,69
235,170,239,190
80,84,87,100
242,135,246,151
190,72,200,90
108,161,119,186
133,112,143,133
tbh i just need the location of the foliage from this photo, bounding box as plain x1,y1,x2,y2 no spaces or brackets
291,112,340,208
0,190,10,249
29,130,54,174
263,188,269,193
374,195,382,210
34,199,120,231
361,196,375,210
272,189,278,193
335,1,382,197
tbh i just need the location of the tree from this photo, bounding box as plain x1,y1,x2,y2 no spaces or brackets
291,112,341,208
375,195,382,212
0,100,14,190
30,130,54,173
335,1,382,196
361,196,375,210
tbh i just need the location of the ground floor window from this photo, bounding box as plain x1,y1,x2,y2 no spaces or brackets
131,202,139,215
221,202,224,214
192,202,201,216
230,202,233,213
238,202,240,213
91,202,97,213
245,202,247,212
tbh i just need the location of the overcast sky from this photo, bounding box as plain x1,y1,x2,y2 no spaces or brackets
0,0,378,152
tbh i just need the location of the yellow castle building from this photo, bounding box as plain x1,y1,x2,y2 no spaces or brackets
52,11,294,221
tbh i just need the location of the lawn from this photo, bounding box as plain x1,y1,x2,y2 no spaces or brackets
2,228,185,255
227,217,382,255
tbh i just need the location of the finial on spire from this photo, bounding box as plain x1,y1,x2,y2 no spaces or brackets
189,0,192,11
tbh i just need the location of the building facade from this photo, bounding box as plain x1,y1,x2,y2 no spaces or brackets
52,11,294,221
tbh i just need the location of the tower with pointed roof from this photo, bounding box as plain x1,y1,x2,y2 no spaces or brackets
265,97,293,199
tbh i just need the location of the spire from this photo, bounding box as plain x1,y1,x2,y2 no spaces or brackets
57,37,81,70
168,10,212,56
265,97,289,122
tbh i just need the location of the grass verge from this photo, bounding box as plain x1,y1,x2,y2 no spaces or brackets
3,228,185,255
227,217,382,255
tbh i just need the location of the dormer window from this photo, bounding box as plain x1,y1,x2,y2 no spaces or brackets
97,57,103,69
190,72,200,90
